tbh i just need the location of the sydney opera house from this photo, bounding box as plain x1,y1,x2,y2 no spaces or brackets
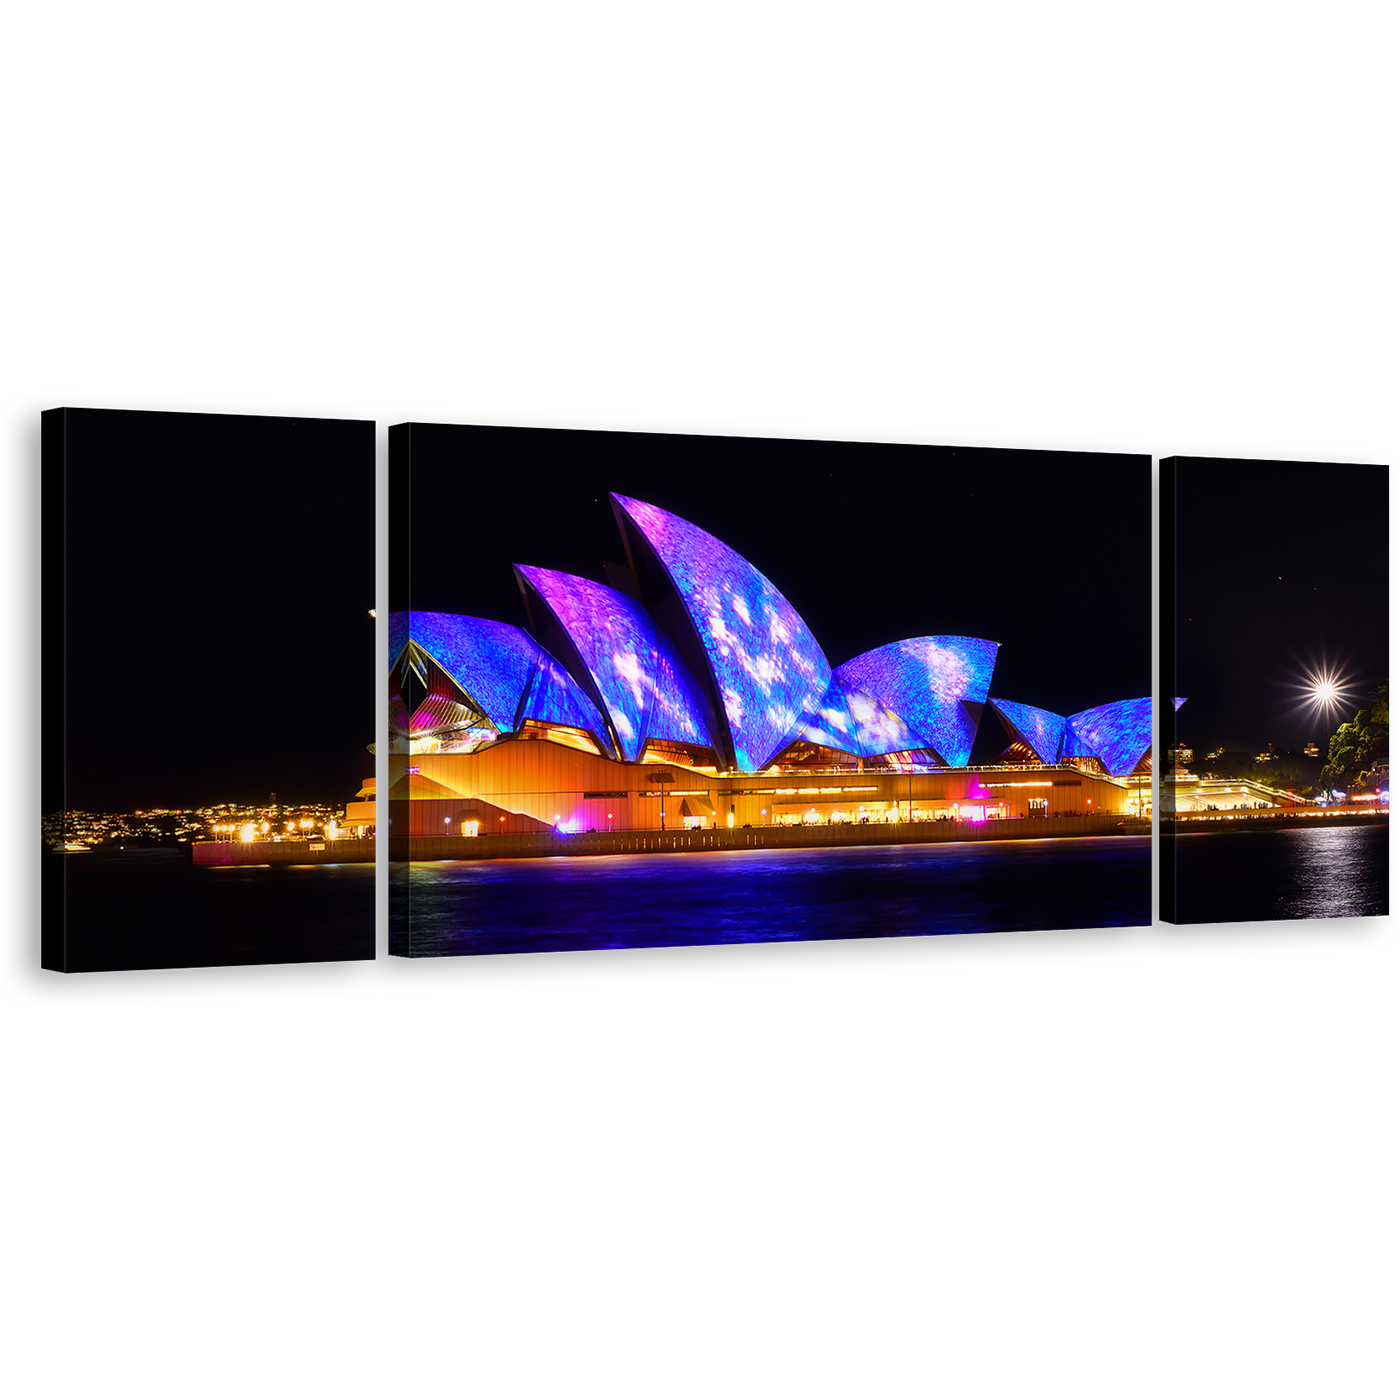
389,494,1155,840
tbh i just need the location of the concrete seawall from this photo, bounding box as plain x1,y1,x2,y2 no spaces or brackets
191,838,376,866
391,814,1145,863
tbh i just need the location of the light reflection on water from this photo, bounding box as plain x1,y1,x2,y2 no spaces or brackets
393,835,1150,957
1174,824,1387,925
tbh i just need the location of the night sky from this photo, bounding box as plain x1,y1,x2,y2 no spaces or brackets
55,409,375,810
393,423,1151,727
1167,457,1388,754
56,426,1382,803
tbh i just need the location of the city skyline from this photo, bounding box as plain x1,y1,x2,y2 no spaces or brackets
44,799,345,851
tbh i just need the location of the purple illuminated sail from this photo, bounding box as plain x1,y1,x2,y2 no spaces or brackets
398,612,539,731
987,698,1066,765
1063,697,1153,776
792,677,853,754
845,682,917,757
833,636,999,767
516,565,717,762
517,648,612,738
612,494,832,770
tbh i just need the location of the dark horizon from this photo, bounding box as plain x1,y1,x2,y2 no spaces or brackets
53,409,375,812
1167,457,1388,755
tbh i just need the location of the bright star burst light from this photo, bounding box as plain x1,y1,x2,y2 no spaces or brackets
1295,664,1350,723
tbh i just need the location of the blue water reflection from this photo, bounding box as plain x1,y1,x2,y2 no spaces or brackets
397,835,1150,957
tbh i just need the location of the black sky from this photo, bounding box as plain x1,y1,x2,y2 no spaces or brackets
60,425,1378,802
394,423,1151,725
1167,457,1388,753
56,409,374,810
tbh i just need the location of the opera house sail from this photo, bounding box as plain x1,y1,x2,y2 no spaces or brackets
388,493,1155,850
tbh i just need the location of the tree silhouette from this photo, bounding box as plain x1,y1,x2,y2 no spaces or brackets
1320,683,1389,795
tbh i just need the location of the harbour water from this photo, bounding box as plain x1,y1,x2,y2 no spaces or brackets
393,834,1151,957
51,848,375,972
1171,823,1388,924
53,827,1374,970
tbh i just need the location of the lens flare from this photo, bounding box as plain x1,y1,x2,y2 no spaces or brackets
1295,665,1350,724
1305,671,1342,706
